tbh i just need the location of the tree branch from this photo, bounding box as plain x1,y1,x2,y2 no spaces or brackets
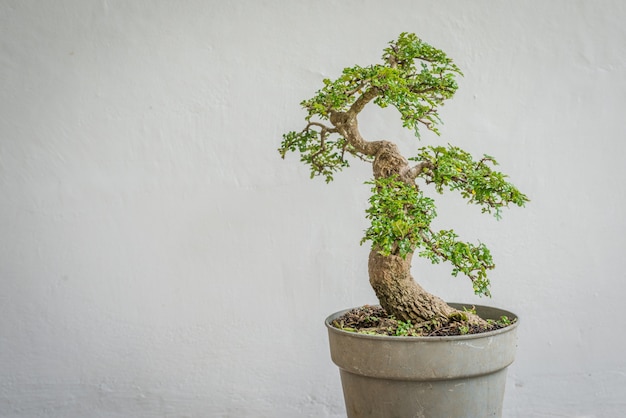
329,110,382,158
348,86,380,116
403,161,434,180
303,121,336,134
345,81,367,97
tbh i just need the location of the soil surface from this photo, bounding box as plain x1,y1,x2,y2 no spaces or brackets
330,305,514,337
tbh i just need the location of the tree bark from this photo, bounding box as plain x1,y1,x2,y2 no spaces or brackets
368,250,455,324
368,250,486,326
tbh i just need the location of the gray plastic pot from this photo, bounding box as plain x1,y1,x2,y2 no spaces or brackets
325,303,518,418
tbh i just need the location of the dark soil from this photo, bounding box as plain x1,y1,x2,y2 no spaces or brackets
330,305,514,337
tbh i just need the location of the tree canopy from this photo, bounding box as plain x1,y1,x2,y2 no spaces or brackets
279,32,528,297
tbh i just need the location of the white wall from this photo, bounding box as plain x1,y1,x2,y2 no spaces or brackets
2,1,625,417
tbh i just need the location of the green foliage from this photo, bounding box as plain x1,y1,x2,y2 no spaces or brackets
300,32,461,136
279,129,351,183
413,145,529,218
377,32,462,136
279,33,529,297
278,33,461,182
361,176,436,258
487,315,515,327
418,229,493,296
361,176,495,297
498,315,512,326
395,319,413,336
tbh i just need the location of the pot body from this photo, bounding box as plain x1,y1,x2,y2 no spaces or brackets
325,304,518,418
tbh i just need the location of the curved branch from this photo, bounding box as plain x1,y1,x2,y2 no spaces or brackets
302,121,336,134
345,81,368,97
348,86,380,116
403,161,434,180
323,86,389,159
329,110,382,158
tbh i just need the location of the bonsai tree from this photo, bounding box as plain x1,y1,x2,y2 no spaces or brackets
279,33,528,331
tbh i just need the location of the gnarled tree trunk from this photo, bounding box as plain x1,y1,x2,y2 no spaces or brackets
368,250,456,324
368,250,485,326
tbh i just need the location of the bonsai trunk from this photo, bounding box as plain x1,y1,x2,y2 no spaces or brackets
368,250,451,324
367,141,488,327
368,250,486,326
331,112,488,327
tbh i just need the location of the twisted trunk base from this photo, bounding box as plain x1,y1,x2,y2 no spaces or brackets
368,250,487,327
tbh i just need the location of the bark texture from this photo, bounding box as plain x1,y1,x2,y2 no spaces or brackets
368,251,485,326
368,250,454,323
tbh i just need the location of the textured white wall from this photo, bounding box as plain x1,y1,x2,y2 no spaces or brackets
2,1,626,417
